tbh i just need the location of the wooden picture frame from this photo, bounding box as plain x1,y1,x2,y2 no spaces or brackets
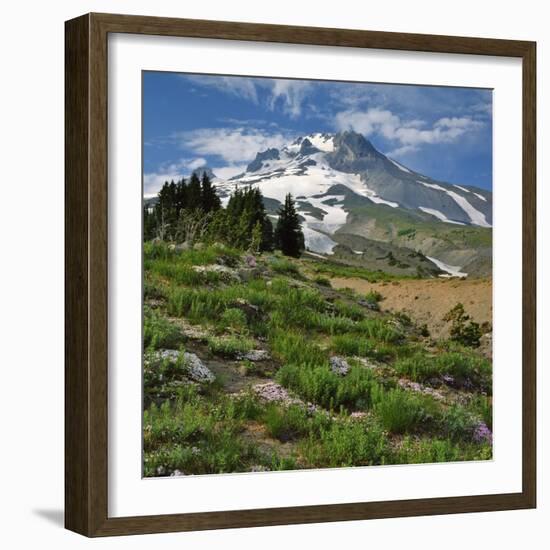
65,12,536,537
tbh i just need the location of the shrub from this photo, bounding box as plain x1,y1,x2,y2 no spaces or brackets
262,404,330,442
143,307,184,350
207,335,255,358
332,334,375,357
443,303,482,347
269,331,327,368
373,388,435,434
276,364,378,410
313,275,332,287
440,404,480,442
271,258,301,276
219,308,248,331
300,418,388,468
356,318,403,344
436,351,492,392
394,353,441,382
333,300,365,321
143,387,265,476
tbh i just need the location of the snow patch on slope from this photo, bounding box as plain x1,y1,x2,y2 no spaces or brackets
302,226,338,254
307,133,335,152
419,181,491,227
388,158,412,173
454,185,470,193
473,192,487,202
418,207,465,225
419,181,446,192
427,256,468,278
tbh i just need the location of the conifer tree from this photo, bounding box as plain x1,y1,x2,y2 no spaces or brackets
274,193,304,257
186,173,202,210
200,172,221,213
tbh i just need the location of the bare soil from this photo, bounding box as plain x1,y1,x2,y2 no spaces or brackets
330,276,492,340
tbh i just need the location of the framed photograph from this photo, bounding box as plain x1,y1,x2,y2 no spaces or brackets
65,13,536,537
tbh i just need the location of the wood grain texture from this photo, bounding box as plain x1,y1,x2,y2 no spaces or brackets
64,12,537,537
65,14,91,535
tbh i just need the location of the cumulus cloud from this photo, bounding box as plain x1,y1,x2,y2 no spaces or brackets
143,157,207,197
334,107,484,156
174,127,294,163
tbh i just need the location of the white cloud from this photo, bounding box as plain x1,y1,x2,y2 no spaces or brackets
143,157,207,197
334,107,484,155
265,80,312,118
174,127,294,163
212,164,247,180
186,75,258,103
184,75,312,119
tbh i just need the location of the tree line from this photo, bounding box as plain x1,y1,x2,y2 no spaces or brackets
144,172,305,257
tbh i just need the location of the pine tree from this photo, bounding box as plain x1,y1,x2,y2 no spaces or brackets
186,173,202,210
200,172,221,213
274,193,304,257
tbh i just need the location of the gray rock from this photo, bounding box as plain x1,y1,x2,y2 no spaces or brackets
149,350,215,383
244,255,257,267
192,264,240,282
182,352,215,383
174,241,191,252
330,356,351,376
240,349,270,362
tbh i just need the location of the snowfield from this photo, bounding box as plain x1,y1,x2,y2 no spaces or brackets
210,131,492,250
418,206,465,225
419,181,491,227
301,226,338,254
427,256,468,278
388,157,412,173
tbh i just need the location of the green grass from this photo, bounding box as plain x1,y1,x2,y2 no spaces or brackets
393,350,492,392
306,259,412,283
312,275,332,287
143,238,493,474
207,335,256,358
372,387,438,434
218,307,248,332
394,353,442,382
270,257,302,277
143,387,264,476
144,241,241,266
143,307,184,350
262,403,331,442
331,334,376,358
269,331,327,368
276,363,379,411
391,436,492,464
299,417,389,468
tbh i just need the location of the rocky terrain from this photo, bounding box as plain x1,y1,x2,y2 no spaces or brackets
143,242,493,477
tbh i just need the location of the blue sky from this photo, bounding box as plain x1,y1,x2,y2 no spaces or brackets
143,71,493,197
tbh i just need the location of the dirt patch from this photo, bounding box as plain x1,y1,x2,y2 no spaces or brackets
330,277,492,340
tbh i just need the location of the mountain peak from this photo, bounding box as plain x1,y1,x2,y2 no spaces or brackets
334,130,378,157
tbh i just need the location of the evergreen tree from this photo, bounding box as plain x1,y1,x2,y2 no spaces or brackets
186,173,202,210
200,172,221,213
274,193,304,257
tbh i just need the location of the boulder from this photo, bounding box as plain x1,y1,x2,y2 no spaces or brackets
330,356,351,376
239,349,270,362
192,264,240,282
149,349,215,383
182,352,215,383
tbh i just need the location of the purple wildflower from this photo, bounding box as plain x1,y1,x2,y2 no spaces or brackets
472,421,492,444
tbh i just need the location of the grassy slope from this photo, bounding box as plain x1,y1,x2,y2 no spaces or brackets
143,242,492,476
338,201,492,276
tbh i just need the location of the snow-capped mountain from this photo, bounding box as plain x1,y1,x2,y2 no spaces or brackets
213,131,492,271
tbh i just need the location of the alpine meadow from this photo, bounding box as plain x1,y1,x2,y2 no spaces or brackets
142,72,493,477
